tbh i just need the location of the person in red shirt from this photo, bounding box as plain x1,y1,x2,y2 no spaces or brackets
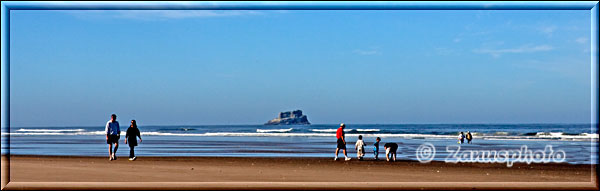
334,123,351,161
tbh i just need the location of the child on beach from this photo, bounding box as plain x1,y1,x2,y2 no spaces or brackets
355,135,366,160
373,137,381,160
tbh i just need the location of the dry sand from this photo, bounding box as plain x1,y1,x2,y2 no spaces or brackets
2,155,598,190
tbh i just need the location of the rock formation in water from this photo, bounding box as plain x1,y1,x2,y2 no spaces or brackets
265,110,310,125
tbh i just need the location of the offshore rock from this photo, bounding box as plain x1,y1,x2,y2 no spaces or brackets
265,110,310,125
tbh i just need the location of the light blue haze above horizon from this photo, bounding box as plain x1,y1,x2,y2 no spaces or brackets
8,9,593,127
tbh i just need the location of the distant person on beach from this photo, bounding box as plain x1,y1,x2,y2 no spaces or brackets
373,137,381,160
105,114,121,161
335,123,351,161
458,132,465,144
125,120,142,161
384,142,398,162
355,135,366,160
466,131,473,144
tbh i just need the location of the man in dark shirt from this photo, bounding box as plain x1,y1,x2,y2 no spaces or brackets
384,142,399,162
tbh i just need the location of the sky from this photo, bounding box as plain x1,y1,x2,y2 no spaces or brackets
9,9,593,127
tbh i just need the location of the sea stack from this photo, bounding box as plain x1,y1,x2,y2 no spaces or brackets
265,110,310,125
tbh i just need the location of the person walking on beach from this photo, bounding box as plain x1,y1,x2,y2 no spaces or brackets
458,132,465,144
355,135,366,160
125,120,142,161
373,137,381,160
384,142,398,162
466,131,473,144
335,123,351,161
106,114,121,161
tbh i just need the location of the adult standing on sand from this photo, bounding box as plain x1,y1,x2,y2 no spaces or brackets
106,114,121,161
334,123,351,161
125,120,142,161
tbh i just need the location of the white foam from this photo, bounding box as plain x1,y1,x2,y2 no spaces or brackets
579,133,599,138
367,133,457,139
310,129,352,132
536,132,550,136
9,131,107,136
204,132,334,137
16,128,85,132
194,133,457,138
533,132,599,139
256,128,293,133
550,132,564,137
7,130,598,142
493,132,509,135
356,129,380,132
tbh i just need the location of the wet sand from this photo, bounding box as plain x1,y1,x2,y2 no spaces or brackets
2,155,598,190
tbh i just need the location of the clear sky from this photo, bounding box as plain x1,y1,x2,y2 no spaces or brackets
9,9,592,127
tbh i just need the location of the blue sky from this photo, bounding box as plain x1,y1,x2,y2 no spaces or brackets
9,9,592,126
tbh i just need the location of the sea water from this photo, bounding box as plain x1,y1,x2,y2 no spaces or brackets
2,124,597,164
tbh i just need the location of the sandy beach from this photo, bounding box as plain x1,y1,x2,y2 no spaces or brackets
3,155,597,190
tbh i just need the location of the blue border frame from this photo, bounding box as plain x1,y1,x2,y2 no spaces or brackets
1,1,599,189
591,4,599,184
0,1,598,10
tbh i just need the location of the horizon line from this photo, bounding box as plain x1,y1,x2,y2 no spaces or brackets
8,122,597,128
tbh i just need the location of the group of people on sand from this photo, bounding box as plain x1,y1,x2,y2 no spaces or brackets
105,114,142,161
458,131,473,144
335,123,399,162
105,114,473,162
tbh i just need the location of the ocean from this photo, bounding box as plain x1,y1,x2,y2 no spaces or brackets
2,124,598,164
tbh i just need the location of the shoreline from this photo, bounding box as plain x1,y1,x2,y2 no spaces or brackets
6,154,596,167
2,155,598,190
4,154,598,163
